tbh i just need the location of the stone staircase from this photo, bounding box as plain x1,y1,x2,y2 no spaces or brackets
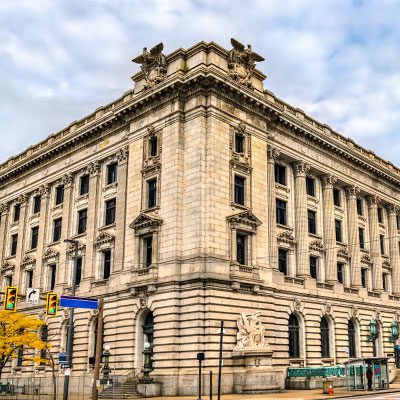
98,378,143,399
392,369,400,384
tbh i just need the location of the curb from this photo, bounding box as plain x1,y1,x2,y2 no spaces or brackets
319,387,400,399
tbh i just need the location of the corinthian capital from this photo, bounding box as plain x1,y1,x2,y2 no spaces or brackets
267,146,280,162
0,202,10,214
86,161,100,177
16,194,28,205
116,146,129,165
386,203,399,215
38,184,50,198
366,194,381,207
344,185,360,199
61,173,74,188
292,161,310,177
320,174,337,189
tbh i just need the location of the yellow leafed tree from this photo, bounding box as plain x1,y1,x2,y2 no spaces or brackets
0,310,50,380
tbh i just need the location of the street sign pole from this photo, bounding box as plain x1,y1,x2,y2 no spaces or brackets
63,239,78,400
92,298,104,400
217,321,224,400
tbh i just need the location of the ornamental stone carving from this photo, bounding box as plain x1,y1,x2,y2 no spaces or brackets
16,194,28,205
233,312,270,352
294,298,302,311
226,210,262,233
116,146,129,165
320,174,337,188
325,302,332,315
267,146,280,162
61,173,74,188
94,232,115,248
344,186,360,198
38,184,50,198
21,255,35,267
132,43,167,89
337,247,350,260
0,203,10,214
309,240,325,254
351,305,358,318
386,203,399,214
86,161,100,176
228,38,264,88
277,231,297,248
130,213,163,236
292,161,310,177
366,194,381,207
42,248,59,260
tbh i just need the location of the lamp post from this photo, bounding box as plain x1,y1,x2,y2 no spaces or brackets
103,344,111,381
141,342,153,383
62,239,79,400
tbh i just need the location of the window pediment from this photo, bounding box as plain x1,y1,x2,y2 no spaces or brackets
21,255,35,267
337,247,350,260
227,210,261,233
42,248,59,260
1,262,14,275
277,231,297,247
309,240,325,254
94,232,115,248
66,242,86,256
129,213,163,236
361,253,372,266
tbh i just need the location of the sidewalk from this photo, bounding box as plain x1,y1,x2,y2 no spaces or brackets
150,383,400,399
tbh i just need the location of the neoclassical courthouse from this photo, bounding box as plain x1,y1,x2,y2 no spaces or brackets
1,39,400,395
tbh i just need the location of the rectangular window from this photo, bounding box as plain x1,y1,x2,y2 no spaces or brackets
361,268,367,288
27,270,33,288
358,227,365,249
306,177,315,197
10,234,18,256
274,164,286,185
356,199,363,216
13,204,21,222
335,219,342,242
378,207,383,224
278,249,288,275
31,226,39,249
333,188,341,207
49,264,56,290
77,209,87,234
5,275,12,287
383,273,388,291
75,257,82,286
17,347,23,367
80,174,90,195
147,179,157,209
276,199,287,225
380,234,385,255
149,136,158,157
102,250,111,279
107,163,118,185
55,186,64,205
53,218,62,242
234,175,245,205
337,263,344,284
33,196,41,214
105,199,116,225
234,133,244,153
308,210,316,234
236,233,247,265
310,256,318,279
144,236,153,268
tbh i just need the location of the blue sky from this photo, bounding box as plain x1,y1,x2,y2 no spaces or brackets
1,0,399,165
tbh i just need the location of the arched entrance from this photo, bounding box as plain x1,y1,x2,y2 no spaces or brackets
134,310,154,371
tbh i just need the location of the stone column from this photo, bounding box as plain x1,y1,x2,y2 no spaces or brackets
321,174,337,282
84,161,100,279
267,146,280,270
367,195,383,291
0,203,10,263
114,146,129,272
293,161,310,277
387,204,400,295
345,186,362,287
57,173,74,287
14,194,28,286
34,184,50,288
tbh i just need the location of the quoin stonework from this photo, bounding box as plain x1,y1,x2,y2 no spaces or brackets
1,39,400,396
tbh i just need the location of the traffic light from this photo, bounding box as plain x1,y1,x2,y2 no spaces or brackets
46,292,58,316
3,286,18,311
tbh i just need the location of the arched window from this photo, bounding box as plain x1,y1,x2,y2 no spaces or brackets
288,313,300,358
143,312,154,346
348,320,356,358
320,316,330,358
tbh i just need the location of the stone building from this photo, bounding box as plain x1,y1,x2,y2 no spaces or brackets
1,39,400,395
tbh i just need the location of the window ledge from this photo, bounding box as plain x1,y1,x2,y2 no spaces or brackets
307,195,319,203
52,204,63,212
275,182,290,192
5,255,16,260
99,223,116,231
277,224,293,231
142,206,160,213
75,194,89,202
103,182,118,191
334,205,343,212
72,232,87,239
91,279,108,288
309,233,322,239
230,202,250,211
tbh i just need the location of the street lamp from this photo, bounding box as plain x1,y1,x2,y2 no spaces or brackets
141,342,154,383
103,345,111,380
63,239,79,400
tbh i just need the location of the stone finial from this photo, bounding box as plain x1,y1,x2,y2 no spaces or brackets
344,185,360,198
292,161,310,177
320,174,337,188
233,312,271,352
228,38,264,89
267,146,280,162
132,43,167,89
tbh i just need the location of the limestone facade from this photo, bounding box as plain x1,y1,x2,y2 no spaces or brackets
1,39,400,395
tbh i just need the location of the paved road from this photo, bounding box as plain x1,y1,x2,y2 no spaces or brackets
345,393,400,399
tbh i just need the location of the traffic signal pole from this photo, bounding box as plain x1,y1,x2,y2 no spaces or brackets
63,239,79,400
92,298,104,400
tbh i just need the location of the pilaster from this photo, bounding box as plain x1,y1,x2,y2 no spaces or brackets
321,174,337,283
387,204,400,295
14,194,28,286
0,203,10,264
293,160,310,277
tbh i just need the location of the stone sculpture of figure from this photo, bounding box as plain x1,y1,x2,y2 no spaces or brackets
228,38,264,88
233,312,268,351
132,43,167,89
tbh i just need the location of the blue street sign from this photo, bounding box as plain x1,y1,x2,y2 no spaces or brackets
60,295,98,310
59,352,67,364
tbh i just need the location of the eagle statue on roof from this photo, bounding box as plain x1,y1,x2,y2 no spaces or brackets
132,43,167,89
228,38,265,88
